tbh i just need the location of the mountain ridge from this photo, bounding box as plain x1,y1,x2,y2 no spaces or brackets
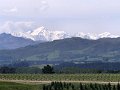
0,33,41,50
1,37,120,65
3,26,119,41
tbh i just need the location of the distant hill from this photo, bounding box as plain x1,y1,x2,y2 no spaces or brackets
0,33,38,50
1,37,120,65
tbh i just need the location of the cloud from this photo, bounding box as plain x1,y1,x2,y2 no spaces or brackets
0,21,37,33
40,2,49,11
3,7,18,13
34,0,49,12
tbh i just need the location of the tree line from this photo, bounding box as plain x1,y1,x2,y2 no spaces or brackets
1,65,120,74
0,65,54,74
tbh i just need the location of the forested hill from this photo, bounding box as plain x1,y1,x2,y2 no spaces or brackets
1,37,120,65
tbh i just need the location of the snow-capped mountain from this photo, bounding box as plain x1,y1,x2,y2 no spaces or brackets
98,32,119,39
5,26,120,41
74,32,119,40
75,32,98,40
11,26,71,41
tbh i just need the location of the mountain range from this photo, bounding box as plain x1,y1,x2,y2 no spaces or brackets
1,26,119,50
11,26,70,41
1,37,120,65
0,26,120,65
7,26,120,41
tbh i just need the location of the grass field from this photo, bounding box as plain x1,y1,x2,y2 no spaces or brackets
0,74,120,82
0,81,42,90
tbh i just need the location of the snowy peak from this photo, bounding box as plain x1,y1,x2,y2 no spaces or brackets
75,32,98,40
98,32,119,38
10,26,70,41
99,32,111,38
74,32,119,40
31,26,46,36
0,21,119,41
11,32,35,40
5,26,120,41
30,27,70,41
49,31,70,41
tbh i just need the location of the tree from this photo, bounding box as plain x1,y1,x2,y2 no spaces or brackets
79,83,83,90
42,65,55,74
117,83,120,90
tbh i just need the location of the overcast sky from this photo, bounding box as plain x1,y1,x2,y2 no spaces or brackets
0,0,120,34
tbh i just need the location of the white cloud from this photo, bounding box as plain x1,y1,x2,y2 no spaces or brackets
0,0,49,17
0,0,120,34
40,2,49,11
34,0,49,12
0,21,37,33
3,7,18,13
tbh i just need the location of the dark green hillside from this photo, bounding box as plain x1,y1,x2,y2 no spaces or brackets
82,38,120,55
1,37,120,65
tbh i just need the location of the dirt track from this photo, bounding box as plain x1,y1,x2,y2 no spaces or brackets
0,80,119,85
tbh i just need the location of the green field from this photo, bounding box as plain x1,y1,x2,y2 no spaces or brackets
0,81,42,90
1,74,120,90
0,74,120,82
